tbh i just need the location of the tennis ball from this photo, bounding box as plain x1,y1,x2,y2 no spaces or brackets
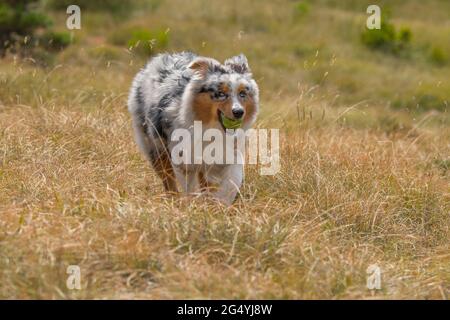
220,113,243,129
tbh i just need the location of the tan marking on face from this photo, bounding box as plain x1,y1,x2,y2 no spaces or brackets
237,84,247,92
193,83,237,124
243,97,256,124
192,92,216,124
217,100,233,119
237,84,256,124
220,83,231,94
216,83,234,119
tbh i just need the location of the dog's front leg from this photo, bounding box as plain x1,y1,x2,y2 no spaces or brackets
212,164,243,205
174,166,200,194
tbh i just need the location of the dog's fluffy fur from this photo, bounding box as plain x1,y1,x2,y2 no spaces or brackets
128,52,259,204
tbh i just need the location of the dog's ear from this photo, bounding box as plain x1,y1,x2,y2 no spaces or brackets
188,57,222,78
224,54,250,74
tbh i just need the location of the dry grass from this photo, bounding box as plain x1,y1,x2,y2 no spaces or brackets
0,0,449,299
0,71,448,298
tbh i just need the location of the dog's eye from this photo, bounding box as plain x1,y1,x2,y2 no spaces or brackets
239,91,247,99
215,92,227,100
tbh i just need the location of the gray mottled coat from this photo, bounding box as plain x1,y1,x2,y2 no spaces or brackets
128,51,259,204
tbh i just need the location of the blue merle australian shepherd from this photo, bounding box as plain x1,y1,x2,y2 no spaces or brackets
128,52,259,204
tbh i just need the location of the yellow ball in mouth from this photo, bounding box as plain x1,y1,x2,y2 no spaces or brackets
220,112,243,129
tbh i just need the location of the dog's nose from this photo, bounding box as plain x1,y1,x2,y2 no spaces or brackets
232,108,244,119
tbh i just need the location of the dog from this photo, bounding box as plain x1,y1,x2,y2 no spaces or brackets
128,52,259,204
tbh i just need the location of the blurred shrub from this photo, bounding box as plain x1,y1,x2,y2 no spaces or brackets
40,31,72,51
417,94,447,111
0,0,74,61
393,94,447,112
429,46,448,66
46,0,162,15
0,0,52,55
29,46,56,66
293,1,310,19
361,21,396,50
46,0,130,12
361,19,412,54
398,27,412,43
108,26,168,57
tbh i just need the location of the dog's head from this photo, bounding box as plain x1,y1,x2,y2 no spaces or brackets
187,54,259,131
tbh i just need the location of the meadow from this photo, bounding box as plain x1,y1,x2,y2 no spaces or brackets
0,0,449,299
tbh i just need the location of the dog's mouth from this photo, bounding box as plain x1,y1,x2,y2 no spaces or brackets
217,110,243,131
